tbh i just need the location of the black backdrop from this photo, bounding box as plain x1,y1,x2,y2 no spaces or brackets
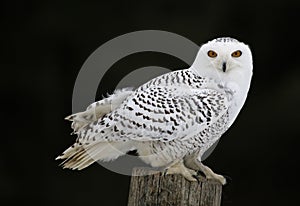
2,0,300,205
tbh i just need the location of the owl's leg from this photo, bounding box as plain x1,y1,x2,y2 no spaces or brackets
163,159,198,182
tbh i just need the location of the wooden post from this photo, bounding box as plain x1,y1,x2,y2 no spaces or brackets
128,167,222,206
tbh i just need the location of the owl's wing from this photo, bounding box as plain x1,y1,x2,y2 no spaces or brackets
76,86,229,143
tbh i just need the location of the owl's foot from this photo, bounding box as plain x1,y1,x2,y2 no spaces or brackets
205,172,226,185
197,163,226,185
184,155,227,185
163,160,198,182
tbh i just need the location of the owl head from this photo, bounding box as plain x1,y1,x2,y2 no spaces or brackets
191,37,253,85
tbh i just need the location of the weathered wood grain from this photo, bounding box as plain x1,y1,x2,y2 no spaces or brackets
128,167,222,206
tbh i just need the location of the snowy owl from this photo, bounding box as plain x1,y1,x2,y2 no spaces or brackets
56,37,253,185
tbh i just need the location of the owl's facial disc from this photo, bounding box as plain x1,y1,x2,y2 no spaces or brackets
206,49,242,73
206,51,231,73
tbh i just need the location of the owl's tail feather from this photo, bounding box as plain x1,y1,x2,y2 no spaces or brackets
56,141,134,170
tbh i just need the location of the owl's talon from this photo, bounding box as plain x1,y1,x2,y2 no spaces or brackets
192,174,200,183
222,175,232,185
197,170,205,177
162,169,168,177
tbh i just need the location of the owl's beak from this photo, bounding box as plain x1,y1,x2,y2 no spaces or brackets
222,62,227,72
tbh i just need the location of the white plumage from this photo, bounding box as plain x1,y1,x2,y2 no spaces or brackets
56,37,253,184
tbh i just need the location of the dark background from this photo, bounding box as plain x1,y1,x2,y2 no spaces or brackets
2,0,300,205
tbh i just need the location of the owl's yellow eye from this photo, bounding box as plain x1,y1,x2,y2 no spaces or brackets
207,50,217,58
231,50,242,57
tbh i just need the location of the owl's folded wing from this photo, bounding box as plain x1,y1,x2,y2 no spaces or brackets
76,86,229,143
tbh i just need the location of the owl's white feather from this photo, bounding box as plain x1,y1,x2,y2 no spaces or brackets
56,37,253,184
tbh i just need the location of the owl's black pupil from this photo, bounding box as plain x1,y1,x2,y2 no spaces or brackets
208,51,216,57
